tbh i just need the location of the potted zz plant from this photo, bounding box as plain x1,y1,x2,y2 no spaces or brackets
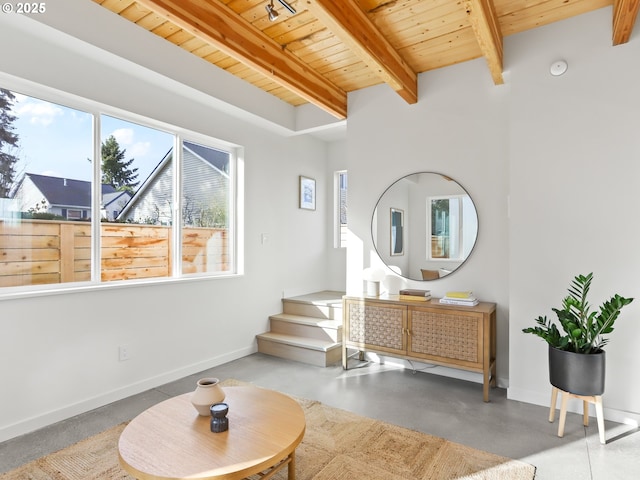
523,272,633,395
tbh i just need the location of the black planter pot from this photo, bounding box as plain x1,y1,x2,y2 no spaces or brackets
548,345,606,395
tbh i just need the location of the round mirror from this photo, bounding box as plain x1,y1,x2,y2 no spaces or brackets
371,172,478,281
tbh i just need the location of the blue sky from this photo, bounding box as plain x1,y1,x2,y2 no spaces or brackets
10,92,174,186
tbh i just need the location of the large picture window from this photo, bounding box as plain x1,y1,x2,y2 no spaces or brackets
0,85,239,292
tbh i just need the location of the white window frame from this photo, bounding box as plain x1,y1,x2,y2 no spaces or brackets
426,194,471,262
334,170,347,248
0,73,244,299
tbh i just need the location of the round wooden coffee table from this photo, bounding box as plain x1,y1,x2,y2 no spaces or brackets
118,386,306,480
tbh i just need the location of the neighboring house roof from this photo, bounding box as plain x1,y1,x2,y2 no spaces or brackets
118,141,230,219
185,141,229,173
102,190,131,209
22,173,117,208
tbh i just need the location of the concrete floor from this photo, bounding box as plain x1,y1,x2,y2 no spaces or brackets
1,353,639,479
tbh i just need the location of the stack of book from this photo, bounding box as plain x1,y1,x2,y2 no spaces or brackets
398,289,431,302
439,291,479,306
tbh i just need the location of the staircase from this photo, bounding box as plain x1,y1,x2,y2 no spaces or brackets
256,291,344,367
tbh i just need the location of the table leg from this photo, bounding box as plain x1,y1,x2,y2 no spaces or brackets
288,451,296,480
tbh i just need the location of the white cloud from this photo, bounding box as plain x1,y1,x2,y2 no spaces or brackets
15,100,64,127
111,128,134,145
70,111,89,123
109,128,150,158
129,142,151,158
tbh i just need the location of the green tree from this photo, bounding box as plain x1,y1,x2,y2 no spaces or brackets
0,88,19,198
101,135,139,193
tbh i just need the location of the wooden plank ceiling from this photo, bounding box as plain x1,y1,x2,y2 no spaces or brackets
94,0,638,119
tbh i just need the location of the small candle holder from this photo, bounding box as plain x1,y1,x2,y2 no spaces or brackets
210,402,229,433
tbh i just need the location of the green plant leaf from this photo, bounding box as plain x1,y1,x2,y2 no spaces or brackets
522,273,633,353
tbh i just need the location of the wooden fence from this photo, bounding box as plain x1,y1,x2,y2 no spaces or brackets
0,219,228,288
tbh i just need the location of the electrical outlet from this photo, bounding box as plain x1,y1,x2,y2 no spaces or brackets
119,345,130,362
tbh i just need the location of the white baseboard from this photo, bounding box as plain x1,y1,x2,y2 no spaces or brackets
0,345,255,443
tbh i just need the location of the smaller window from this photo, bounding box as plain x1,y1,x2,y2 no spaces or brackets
334,171,347,248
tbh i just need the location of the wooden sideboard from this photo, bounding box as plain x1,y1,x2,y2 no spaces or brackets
342,295,497,402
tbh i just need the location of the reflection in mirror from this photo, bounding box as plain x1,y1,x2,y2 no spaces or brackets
372,173,478,281
390,208,403,256
429,195,476,260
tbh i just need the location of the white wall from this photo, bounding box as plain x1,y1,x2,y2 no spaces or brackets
346,59,510,384
346,7,640,423
506,8,640,422
0,5,344,441
325,140,348,292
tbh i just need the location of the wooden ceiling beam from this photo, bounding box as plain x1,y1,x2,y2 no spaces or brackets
305,0,418,104
135,0,347,119
613,0,640,45
465,0,504,85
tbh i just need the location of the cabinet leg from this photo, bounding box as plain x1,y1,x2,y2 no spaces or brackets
483,376,489,402
483,361,496,402
490,359,497,388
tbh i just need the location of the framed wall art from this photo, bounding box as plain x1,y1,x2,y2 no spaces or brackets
299,175,316,210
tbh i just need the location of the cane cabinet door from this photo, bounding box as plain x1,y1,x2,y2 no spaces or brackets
344,299,407,356
407,306,483,370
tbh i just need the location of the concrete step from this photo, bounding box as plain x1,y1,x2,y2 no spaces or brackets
256,332,342,367
282,290,344,320
269,313,342,343
257,290,345,367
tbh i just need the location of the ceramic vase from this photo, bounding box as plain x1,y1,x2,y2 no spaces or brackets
210,402,229,433
190,377,226,416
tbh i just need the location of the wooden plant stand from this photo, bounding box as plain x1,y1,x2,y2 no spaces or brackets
549,386,605,444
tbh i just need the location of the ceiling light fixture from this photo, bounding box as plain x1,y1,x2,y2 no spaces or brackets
276,0,296,15
265,1,279,21
266,0,296,21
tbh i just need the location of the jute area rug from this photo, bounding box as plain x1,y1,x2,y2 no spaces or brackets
1,379,535,480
